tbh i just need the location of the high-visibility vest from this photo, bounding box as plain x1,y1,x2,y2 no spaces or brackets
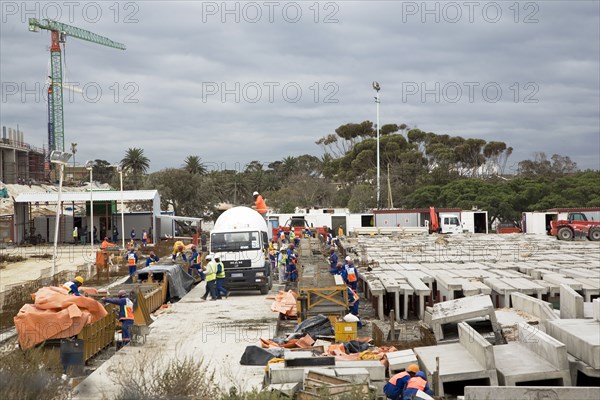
122,298,134,320
289,231,295,240
127,252,136,266
406,376,427,391
255,195,267,214
348,288,359,303
216,262,225,279
389,371,409,385
142,232,148,240
205,261,217,281
346,266,357,282
62,281,76,294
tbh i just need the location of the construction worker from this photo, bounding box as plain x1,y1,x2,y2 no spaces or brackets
326,228,333,246
303,227,313,238
102,290,135,346
252,191,268,217
101,237,116,249
344,256,359,291
172,240,187,262
215,255,229,299
201,255,218,301
63,276,84,296
347,286,362,328
338,225,344,237
286,244,297,282
288,229,296,246
112,226,119,242
141,229,148,247
130,228,136,242
126,247,138,276
329,247,338,270
277,249,287,284
384,364,420,400
72,226,78,245
330,261,346,279
145,251,160,267
402,371,433,399
189,249,205,280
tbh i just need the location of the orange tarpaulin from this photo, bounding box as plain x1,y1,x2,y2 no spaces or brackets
270,290,297,317
14,286,108,350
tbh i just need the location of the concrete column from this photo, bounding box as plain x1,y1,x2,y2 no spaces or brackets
403,293,409,320
394,293,400,322
419,294,425,319
378,294,384,320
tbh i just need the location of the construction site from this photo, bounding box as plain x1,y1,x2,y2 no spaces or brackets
1,3,599,400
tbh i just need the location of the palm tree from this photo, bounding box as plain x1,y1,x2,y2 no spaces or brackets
183,155,206,175
121,148,150,189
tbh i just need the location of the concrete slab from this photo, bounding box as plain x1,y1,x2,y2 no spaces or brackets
560,284,584,319
334,367,370,384
334,360,386,381
464,386,600,400
73,283,278,399
386,349,418,374
269,363,305,384
546,318,600,369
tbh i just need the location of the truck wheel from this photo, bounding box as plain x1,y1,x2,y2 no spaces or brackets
588,228,600,241
260,284,269,295
557,227,573,241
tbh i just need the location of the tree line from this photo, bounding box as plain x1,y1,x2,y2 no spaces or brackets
90,122,598,225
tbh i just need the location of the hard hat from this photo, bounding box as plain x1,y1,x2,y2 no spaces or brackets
118,290,127,297
415,371,427,379
253,191,259,196
407,364,420,373
205,254,212,260
74,276,84,284
214,254,220,260
345,256,352,261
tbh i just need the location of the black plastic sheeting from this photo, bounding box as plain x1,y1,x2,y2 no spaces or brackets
239,346,285,365
343,340,369,354
129,264,194,300
290,314,334,339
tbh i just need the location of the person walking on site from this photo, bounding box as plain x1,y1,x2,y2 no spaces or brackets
112,226,119,242
215,255,229,299
384,364,420,400
141,229,148,247
130,227,136,243
338,225,344,237
63,276,84,296
201,255,218,301
72,226,78,245
344,256,359,291
277,249,287,284
252,191,268,218
101,290,135,346
126,246,138,277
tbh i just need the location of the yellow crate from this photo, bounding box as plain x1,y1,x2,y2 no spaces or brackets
334,321,357,342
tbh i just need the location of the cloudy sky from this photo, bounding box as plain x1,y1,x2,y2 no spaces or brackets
1,0,599,172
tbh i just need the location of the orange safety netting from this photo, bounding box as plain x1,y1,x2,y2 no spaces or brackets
270,290,297,317
14,286,108,350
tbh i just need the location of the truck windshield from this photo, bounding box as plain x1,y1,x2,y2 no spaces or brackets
211,231,260,252
444,217,460,226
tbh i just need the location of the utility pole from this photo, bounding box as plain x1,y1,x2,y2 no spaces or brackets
373,82,381,209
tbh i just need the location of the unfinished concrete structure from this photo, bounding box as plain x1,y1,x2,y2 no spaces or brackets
423,294,501,343
493,322,571,386
546,299,600,385
414,322,498,398
0,127,46,183
464,386,600,400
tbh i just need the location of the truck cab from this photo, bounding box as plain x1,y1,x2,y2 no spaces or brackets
211,207,271,294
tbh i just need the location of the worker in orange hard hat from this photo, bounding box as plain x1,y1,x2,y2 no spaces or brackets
384,364,420,400
63,276,84,296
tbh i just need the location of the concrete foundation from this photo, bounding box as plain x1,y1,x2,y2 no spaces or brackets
464,386,600,400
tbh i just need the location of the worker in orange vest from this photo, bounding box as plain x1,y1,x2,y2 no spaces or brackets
141,229,148,247
402,371,433,400
384,364,420,400
126,247,138,276
101,237,116,249
102,290,135,345
253,191,268,217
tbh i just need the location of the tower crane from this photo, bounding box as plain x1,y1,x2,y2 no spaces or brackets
28,18,126,153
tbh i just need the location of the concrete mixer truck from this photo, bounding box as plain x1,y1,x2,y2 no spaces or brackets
210,206,272,294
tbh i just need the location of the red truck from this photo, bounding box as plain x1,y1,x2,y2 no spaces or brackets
550,212,600,241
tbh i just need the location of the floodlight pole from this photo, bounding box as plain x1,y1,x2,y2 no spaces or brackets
118,167,125,249
52,163,65,280
85,161,94,254
374,86,381,209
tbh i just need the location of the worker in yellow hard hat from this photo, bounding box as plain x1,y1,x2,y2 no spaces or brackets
384,363,420,400
63,276,84,296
